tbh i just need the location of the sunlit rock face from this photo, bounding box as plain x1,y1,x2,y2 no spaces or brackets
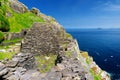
9,0,28,13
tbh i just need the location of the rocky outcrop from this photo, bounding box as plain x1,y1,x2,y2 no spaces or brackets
0,53,37,80
21,22,65,55
9,0,28,13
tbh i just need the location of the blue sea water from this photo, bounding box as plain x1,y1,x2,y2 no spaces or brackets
66,29,120,80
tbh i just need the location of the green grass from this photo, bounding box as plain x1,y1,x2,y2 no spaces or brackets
3,38,22,43
0,45,9,49
35,54,57,73
8,12,45,32
90,69,101,80
0,0,45,32
65,33,73,39
0,31,4,43
0,52,15,60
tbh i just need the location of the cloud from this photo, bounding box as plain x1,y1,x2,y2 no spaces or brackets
103,2,120,11
92,1,120,12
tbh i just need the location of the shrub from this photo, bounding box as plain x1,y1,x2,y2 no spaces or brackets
0,14,10,32
0,31,4,43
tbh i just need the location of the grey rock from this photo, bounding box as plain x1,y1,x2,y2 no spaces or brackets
43,71,62,80
15,67,27,75
0,62,5,71
6,61,18,68
9,0,28,13
20,70,41,80
0,68,9,76
6,74,20,80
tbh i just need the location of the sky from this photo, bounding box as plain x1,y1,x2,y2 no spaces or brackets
19,0,120,29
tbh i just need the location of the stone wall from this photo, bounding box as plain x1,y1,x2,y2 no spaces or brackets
21,22,65,55
5,29,27,40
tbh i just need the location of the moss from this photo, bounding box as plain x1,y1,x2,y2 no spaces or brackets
35,54,57,73
0,52,15,60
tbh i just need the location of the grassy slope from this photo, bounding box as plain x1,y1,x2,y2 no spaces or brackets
0,0,45,32
8,12,45,32
0,52,16,60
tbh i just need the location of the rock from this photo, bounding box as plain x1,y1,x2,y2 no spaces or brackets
43,71,62,80
0,68,9,76
9,0,28,13
56,64,65,71
15,67,27,75
6,61,18,68
20,70,41,80
30,7,40,16
12,53,36,70
6,74,20,80
61,77,72,80
0,49,6,52
0,62,5,71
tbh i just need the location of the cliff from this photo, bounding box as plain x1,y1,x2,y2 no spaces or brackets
0,0,111,80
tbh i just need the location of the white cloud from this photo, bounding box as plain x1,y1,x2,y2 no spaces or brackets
103,2,120,11
92,1,120,12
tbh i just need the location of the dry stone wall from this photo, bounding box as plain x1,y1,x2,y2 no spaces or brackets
21,22,65,55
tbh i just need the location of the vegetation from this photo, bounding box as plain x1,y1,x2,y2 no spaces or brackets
0,52,15,60
8,12,45,32
65,33,73,39
0,31,4,43
0,14,10,32
35,54,57,73
90,69,102,80
3,38,22,43
0,0,10,32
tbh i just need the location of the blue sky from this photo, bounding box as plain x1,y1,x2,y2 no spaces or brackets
19,0,120,29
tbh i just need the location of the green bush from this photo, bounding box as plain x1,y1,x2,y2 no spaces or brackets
0,31,4,43
0,14,10,32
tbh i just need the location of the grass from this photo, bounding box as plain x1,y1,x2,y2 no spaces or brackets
0,31,4,43
1,0,45,32
3,38,22,43
0,45,9,49
90,68,102,80
0,52,15,60
65,33,73,39
8,12,45,32
65,51,72,58
35,54,57,73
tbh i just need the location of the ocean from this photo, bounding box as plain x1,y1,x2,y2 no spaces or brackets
66,29,120,80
